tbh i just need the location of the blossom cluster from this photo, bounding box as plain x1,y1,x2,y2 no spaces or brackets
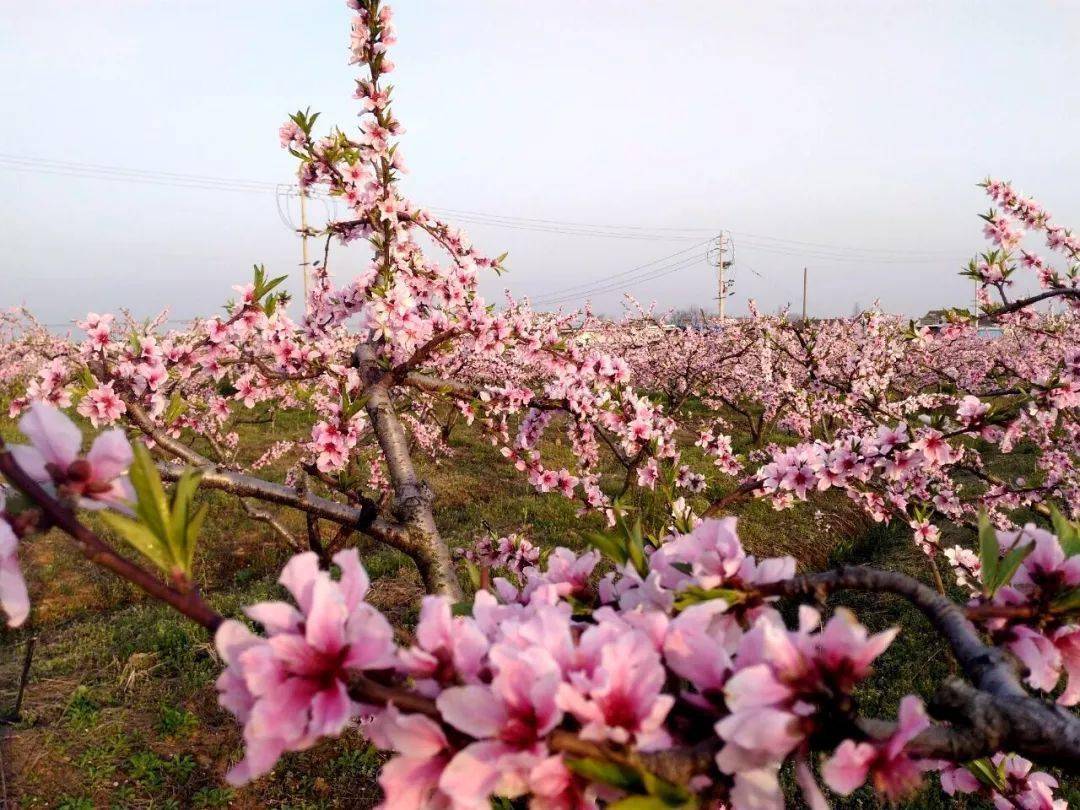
211,517,998,808
967,522,1080,705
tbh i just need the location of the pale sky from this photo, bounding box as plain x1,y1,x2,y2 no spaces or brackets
3,1,1079,326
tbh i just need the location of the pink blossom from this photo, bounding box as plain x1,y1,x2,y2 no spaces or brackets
76,383,127,427
437,644,563,804
957,395,989,425
0,516,29,627
663,600,741,694
367,704,453,809
821,695,930,800
398,595,489,696
10,401,133,511
215,549,395,784
557,627,673,750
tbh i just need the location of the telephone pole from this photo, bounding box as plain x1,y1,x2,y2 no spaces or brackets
710,232,734,321
802,266,808,321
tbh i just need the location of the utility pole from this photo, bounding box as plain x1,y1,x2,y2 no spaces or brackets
719,235,725,321
711,232,733,321
299,189,311,313
802,267,808,321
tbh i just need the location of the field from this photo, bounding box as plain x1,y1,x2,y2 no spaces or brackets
1,398,1074,809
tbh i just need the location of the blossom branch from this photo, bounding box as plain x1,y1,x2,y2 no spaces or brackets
0,446,223,632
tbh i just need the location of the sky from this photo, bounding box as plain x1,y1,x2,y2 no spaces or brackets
3,1,1079,326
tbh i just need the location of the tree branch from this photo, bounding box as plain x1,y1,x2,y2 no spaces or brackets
0,448,223,632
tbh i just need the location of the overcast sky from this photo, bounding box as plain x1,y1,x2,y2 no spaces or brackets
3,1,1078,326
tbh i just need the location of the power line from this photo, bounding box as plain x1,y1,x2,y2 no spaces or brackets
428,205,715,235
0,154,279,194
736,240,964,265
1,153,971,257
528,239,714,303
533,253,707,307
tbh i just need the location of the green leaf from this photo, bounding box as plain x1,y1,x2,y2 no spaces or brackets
1051,505,1080,557
673,586,746,612
114,445,206,579
641,770,694,806
585,530,628,567
626,518,648,577
608,799,673,810
965,757,1006,791
164,391,187,424
1051,587,1080,614
170,468,205,574
564,758,644,794
977,512,999,595
184,503,207,574
100,511,173,573
129,443,171,544
991,541,1035,594
261,274,288,297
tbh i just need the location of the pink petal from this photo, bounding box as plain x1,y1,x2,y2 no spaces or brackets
888,695,930,755
18,402,81,469
225,734,287,786
1010,628,1062,693
716,707,801,759
8,445,49,483
304,576,348,656
1053,627,1080,707
729,766,785,810
266,633,324,678
415,595,452,652
244,601,303,634
724,664,793,711
308,679,354,737
451,618,490,679
437,741,505,805
0,553,30,627
436,685,507,738
279,552,321,613
796,757,830,810
86,429,133,482
343,603,397,670
821,739,875,794
377,752,447,810
382,705,448,758
333,548,370,611
214,619,262,667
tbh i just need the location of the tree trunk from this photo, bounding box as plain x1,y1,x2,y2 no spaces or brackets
355,344,460,599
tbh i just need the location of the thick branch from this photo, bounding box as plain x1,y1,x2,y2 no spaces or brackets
761,566,1080,767
157,462,396,550
986,287,1080,318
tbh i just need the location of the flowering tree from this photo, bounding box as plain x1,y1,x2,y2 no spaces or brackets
5,1,673,598
2,1,1080,806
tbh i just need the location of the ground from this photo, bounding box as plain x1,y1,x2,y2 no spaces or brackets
0,405,1075,809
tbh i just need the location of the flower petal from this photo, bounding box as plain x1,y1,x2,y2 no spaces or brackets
18,402,81,469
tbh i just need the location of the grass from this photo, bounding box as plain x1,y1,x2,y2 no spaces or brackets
0,404,1074,807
